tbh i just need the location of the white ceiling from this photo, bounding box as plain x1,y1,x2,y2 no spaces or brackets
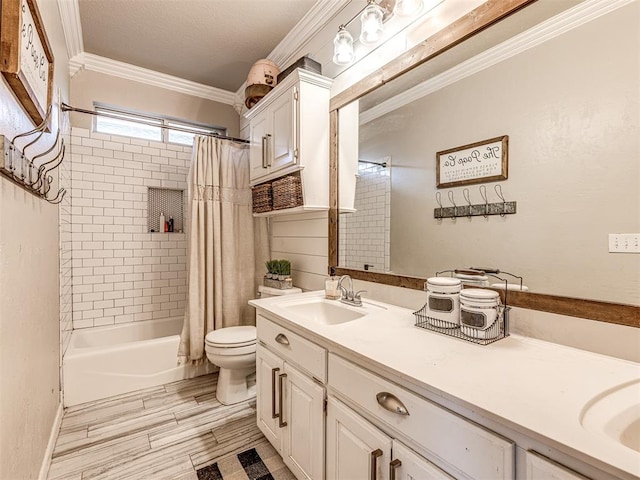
77,0,318,92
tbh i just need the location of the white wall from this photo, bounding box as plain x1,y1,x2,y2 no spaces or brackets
69,128,189,328
0,0,69,477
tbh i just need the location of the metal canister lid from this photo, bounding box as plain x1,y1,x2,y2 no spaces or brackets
426,277,462,294
460,288,499,305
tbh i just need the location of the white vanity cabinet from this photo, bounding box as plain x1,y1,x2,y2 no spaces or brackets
327,396,453,480
328,353,515,480
256,315,326,480
245,69,333,203
525,451,591,480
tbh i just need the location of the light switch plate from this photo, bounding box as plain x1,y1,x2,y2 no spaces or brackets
609,233,640,253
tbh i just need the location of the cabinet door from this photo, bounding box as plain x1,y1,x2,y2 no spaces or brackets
269,87,298,173
256,345,284,450
327,396,392,480
281,363,325,480
249,110,270,182
526,451,590,480
391,440,454,480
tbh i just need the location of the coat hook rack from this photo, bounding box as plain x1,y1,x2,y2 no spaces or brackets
0,106,67,204
434,185,516,220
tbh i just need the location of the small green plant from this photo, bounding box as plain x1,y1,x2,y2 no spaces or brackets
265,259,291,278
278,259,291,277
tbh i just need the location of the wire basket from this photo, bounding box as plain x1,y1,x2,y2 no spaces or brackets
252,182,272,213
413,303,509,346
272,173,303,210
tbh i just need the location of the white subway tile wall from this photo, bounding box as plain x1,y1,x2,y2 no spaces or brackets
60,129,73,355
69,127,191,329
339,163,390,272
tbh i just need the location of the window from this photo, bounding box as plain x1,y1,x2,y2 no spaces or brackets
94,104,227,146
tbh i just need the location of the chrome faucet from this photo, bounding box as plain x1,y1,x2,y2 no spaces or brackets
338,274,366,307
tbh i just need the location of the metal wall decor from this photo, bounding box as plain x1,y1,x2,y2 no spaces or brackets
434,184,516,220
0,106,67,203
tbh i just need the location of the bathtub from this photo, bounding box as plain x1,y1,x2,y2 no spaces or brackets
63,317,213,406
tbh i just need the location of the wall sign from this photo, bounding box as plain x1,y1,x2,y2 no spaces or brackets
436,135,508,188
1,0,54,126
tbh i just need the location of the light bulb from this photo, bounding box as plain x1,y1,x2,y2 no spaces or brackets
333,26,355,66
394,0,424,17
359,1,384,45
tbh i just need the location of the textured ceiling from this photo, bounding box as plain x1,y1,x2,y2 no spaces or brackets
78,0,317,92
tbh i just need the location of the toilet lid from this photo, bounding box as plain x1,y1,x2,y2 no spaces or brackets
205,326,256,347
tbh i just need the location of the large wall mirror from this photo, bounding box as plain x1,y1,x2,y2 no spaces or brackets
330,0,639,325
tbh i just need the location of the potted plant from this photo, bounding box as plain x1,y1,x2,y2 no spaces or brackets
264,259,292,289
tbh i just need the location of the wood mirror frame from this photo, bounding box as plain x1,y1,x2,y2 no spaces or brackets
328,0,639,328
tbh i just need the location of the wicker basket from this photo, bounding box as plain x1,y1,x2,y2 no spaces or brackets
272,174,303,210
252,183,272,213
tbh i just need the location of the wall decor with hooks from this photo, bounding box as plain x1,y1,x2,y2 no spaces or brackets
0,106,67,204
434,184,516,220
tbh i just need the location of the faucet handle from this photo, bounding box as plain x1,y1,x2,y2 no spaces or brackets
354,290,367,300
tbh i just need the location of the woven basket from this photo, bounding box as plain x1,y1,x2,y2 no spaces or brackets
252,183,272,213
272,174,303,210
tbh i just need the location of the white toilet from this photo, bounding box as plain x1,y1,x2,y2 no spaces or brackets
205,285,302,405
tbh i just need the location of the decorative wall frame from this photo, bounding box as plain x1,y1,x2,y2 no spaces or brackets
1,0,54,127
436,135,508,188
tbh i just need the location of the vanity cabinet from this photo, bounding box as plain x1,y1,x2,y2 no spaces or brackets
256,315,326,479
328,353,515,480
525,451,591,480
327,396,453,480
245,69,333,215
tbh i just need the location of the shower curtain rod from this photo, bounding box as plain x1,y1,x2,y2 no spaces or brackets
61,103,249,144
358,159,387,167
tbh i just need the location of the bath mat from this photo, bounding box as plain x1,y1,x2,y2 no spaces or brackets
197,447,273,480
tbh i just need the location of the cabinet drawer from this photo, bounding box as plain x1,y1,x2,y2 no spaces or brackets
329,354,514,480
525,451,590,480
257,314,327,382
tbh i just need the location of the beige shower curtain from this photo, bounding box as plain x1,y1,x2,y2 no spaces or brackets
178,136,268,364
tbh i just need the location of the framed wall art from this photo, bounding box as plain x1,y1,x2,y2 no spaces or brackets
436,135,508,188
1,0,54,126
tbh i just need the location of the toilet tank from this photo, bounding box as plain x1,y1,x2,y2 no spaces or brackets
258,285,302,298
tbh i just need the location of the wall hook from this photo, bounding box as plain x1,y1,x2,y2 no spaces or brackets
479,185,489,219
463,188,472,219
435,191,443,221
447,190,457,221
494,184,506,217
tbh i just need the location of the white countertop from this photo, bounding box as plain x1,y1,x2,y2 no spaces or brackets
250,291,640,479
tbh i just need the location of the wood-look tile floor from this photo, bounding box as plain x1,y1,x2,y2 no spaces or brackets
47,373,295,480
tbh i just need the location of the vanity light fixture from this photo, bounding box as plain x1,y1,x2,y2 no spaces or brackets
394,0,423,17
333,25,355,65
359,0,385,45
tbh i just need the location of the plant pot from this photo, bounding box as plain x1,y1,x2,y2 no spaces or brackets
263,276,293,289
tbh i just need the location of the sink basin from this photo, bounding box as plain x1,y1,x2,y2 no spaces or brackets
580,379,640,452
279,297,368,325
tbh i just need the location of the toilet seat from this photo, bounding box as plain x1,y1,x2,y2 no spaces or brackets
205,326,256,348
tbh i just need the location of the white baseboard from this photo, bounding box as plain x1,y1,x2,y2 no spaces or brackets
38,402,63,480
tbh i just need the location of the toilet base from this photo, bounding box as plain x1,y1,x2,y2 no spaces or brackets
216,366,256,405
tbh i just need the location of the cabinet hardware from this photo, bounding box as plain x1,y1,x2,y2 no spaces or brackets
389,459,402,480
370,448,383,480
266,133,272,167
294,88,299,101
261,136,267,169
278,373,288,428
294,148,299,160
275,333,290,346
271,367,280,419
376,392,410,416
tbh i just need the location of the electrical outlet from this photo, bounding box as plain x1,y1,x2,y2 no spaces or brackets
609,233,640,253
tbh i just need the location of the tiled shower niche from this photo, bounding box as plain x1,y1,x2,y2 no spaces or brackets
148,187,185,233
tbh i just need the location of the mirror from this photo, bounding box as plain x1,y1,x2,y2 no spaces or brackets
336,0,639,306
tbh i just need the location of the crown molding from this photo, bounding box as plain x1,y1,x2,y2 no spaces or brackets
57,0,84,59
361,0,634,125
76,54,238,105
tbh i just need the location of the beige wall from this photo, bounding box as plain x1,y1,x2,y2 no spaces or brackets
359,3,639,305
70,70,240,136
0,0,69,477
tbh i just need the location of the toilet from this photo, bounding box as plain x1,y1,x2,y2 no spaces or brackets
205,285,302,405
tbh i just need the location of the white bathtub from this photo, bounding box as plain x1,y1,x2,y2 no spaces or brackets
63,317,213,406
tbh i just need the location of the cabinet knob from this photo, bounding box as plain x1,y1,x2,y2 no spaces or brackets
275,333,290,346
376,392,410,416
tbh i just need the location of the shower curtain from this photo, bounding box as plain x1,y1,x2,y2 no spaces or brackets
178,136,268,364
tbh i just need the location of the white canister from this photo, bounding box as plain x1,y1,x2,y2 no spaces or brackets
425,277,462,327
459,289,501,339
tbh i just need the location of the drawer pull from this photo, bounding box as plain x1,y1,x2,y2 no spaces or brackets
376,392,410,416
370,449,383,480
261,136,267,168
271,367,280,419
275,333,290,346
278,373,288,428
389,459,401,480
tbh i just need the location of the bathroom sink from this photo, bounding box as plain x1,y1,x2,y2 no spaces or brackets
278,297,368,325
580,379,640,452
